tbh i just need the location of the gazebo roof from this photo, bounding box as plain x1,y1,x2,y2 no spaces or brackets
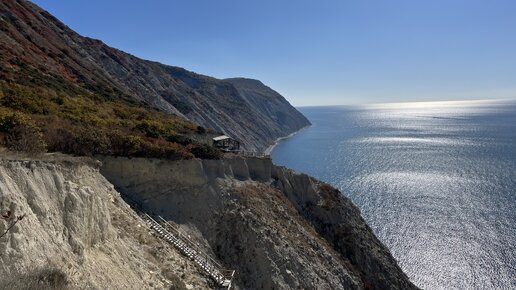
213,135,230,141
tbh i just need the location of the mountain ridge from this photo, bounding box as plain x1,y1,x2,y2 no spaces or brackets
0,0,310,152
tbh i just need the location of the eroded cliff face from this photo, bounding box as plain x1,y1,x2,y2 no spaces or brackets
0,155,213,289
100,156,418,290
0,153,418,289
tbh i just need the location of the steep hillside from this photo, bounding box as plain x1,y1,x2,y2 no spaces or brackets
100,156,418,290
0,154,215,289
225,78,310,146
0,0,310,152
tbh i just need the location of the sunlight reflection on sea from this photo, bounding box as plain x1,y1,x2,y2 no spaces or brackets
272,100,516,289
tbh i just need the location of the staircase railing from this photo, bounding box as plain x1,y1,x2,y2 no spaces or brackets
142,213,235,289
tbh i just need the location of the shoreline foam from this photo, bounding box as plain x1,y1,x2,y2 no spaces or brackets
264,125,312,155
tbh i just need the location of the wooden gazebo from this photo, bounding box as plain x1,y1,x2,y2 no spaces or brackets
212,135,240,151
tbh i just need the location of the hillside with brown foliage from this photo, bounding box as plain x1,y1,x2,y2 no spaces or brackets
0,0,310,155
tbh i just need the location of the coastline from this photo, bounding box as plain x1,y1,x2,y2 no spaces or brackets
264,125,312,155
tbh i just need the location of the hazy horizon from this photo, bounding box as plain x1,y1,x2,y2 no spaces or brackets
295,98,516,108
32,0,516,106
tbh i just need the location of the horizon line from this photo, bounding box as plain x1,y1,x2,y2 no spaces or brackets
294,97,516,108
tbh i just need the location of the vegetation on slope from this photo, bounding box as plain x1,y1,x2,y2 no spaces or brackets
0,0,311,153
0,77,220,159
0,0,222,159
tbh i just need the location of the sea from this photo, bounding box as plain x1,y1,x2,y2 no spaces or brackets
270,99,516,290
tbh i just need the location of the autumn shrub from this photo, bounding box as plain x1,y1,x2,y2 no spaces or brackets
107,132,139,156
58,96,98,122
165,134,193,145
0,113,47,153
139,138,193,160
0,86,50,114
44,127,76,154
0,80,220,159
50,95,64,105
136,119,165,138
73,127,111,155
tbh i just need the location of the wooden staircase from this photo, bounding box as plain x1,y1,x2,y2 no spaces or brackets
142,213,235,289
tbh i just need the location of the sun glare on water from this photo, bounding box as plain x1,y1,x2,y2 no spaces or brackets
364,99,508,109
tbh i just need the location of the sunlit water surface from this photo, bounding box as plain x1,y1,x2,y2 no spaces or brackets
271,100,516,289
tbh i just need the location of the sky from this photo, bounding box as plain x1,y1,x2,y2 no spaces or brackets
32,0,516,106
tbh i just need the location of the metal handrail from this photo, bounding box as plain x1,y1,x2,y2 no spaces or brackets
157,216,227,271
143,213,236,288
156,216,236,283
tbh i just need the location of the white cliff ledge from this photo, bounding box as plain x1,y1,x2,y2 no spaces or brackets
0,155,213,289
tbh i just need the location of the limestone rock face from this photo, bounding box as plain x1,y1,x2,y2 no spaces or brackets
100,156,419,290
0,156,212,289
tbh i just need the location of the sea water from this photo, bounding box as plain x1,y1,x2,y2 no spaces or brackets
271,100,516,290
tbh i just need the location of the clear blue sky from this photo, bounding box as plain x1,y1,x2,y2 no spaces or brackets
32,0,516,106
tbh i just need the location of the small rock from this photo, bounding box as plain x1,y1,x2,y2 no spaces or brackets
185,284,194,289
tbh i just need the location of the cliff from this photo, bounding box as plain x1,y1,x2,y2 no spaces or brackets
100,156,418,290
0,154,214,289
0,0,310,152
0,152,417,289
0,1,417,289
